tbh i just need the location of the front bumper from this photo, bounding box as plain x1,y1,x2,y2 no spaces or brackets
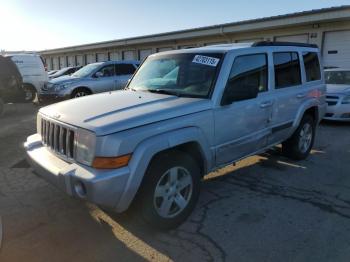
38,93,70,103
24,134,131,210
324,103,350,121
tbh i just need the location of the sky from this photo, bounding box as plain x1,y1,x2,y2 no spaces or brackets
0,0,349,51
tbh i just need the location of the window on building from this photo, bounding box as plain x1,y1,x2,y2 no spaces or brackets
303,52,321,82
115,64,136,75
274,52,301,88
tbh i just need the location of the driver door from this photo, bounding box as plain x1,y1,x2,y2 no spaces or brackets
214,53,273,166
92,65,117,93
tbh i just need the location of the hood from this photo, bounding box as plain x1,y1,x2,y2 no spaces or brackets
49,75,81,85
326,84,350,94
39,90,211,136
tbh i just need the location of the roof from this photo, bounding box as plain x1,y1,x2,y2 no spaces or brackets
40,5,350,55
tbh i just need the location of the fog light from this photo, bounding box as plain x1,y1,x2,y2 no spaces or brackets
74,181,87,198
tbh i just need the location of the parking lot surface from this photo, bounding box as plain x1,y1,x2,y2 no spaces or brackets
1,103,350,262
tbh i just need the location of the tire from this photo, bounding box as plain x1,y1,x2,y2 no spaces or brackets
135,150,201,230
71,88,91,98
282,114,315,160
23,84,37,103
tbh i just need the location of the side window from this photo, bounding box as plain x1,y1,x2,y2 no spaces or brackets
303,52,321,82
273,52,301,88
96,65,115,77
116,64,136,75
222,53,268,104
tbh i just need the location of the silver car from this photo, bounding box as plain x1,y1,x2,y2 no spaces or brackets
39,60,139,102
324,69,350,121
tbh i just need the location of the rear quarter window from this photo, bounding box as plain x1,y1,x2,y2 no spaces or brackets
303,52,321,82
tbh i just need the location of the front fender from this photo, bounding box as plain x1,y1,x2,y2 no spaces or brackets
115,127,211,212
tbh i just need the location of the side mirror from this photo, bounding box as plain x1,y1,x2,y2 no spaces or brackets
95,71,104,78
222,81,259,105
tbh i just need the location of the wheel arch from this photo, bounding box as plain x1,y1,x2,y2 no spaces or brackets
70,86,93,97
115,127,212,212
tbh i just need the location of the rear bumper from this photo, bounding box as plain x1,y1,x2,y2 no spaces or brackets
24,134,131,211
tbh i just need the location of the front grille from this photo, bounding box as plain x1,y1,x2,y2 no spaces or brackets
325,113,334,117
326,95,339,107
41,118,75,159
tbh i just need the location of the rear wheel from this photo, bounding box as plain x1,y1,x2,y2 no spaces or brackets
135,151,201,229
282,114,315,160
71,88,91,98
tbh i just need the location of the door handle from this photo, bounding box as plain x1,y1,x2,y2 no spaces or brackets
297,93,307,99
260,101,273,108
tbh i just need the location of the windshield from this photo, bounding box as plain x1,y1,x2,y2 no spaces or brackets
72,63,101,78
128,53,223,98
325,71,350,85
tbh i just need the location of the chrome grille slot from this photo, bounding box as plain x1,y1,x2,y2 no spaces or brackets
40,117,75,160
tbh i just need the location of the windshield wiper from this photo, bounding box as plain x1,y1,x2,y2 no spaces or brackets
143,89,181,97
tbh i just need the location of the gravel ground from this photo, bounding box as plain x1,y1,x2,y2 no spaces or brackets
0,103,350,262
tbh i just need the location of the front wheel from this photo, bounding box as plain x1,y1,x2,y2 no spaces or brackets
136,151,201,229
23,85,37,103
71,88,91,98
282,114,315,160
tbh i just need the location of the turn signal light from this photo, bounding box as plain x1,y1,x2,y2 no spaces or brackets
92,154,132,169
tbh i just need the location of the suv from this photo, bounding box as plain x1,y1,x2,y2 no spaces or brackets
25,42,326,229
7,53,48,102
39,60,139,102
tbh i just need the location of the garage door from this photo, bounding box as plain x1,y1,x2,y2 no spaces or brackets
67,56,75,66
97,53,107,62
59,56,67,68
157,47,173,53
275,34,309,43
53,57,59,70
123,51,135,60
86,54,95,64
139,49,152,61
109,52,120,61
323,30,350,68
76,55,84,66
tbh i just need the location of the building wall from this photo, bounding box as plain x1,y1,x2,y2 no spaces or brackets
42,20,350,70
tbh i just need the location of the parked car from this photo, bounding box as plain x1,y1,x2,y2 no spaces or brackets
39,60,139,102
49,66,82,79
0,55,24,116
25,42,326,229
48,70,58,75
7,53,48,102
324,68,350,121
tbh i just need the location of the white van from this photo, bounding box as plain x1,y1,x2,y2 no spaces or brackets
8,54,48,101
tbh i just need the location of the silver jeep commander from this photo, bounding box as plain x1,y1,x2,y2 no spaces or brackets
25,42,326,229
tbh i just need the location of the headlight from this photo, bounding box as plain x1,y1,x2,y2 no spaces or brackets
341,95,350,104
54,83,71,92
75,128,96,165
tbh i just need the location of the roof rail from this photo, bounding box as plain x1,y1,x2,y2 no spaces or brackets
252,41,318,48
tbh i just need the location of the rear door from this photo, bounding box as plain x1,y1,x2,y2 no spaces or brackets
214,53,273,166
114,64,137,90
267,51,305,144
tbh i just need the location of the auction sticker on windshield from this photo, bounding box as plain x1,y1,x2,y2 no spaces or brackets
192,55,220,67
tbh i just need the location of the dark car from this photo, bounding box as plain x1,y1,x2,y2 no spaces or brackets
0,55,24,115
